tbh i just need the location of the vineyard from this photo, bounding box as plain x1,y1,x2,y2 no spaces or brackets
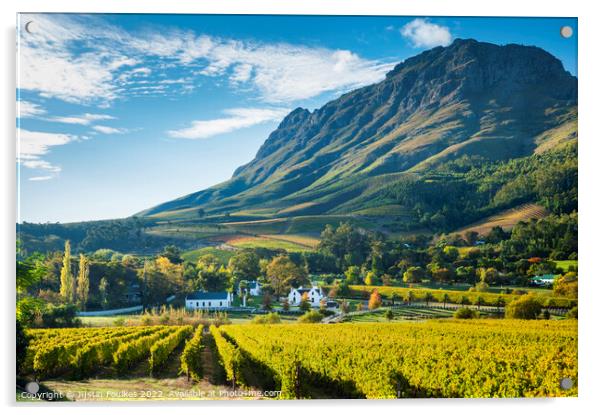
346,285,577,309
24,326,194,380
214,320,578,398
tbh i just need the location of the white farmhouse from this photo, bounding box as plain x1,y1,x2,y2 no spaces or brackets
288,285,324,307
185,291,232,310
237,280,262,297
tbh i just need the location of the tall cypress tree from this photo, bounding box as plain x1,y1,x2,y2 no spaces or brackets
76,253,90,310
59,240,74,303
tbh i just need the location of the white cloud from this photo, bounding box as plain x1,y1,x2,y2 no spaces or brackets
400,19,452,48
17,128,76,174
29,175,54,181
18,101,46,118
18,14,395,106
18,14,138,104
92,125,128,134
186,40,394,103
168,107,290,140
49,113,116,125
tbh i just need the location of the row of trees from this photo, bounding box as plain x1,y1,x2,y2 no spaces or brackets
317,217,576,291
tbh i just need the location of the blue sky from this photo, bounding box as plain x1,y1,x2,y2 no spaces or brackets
16,14,577,223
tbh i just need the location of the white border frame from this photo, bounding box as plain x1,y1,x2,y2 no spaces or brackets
2,1,600,414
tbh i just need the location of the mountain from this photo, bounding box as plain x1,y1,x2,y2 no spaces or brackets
139,39,577,232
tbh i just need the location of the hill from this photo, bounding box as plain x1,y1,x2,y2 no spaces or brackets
453,203,548,236
18,39,578,254
139,39,577,232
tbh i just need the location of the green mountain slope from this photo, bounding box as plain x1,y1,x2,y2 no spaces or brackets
139,39,577,232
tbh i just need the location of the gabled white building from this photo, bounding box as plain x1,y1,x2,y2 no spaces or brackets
288,285,324,307
237,280,262,297
185,291,233,310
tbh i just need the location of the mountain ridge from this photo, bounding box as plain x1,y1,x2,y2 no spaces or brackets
139,38,577,221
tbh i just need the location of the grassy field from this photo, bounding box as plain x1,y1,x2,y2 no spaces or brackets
555,260,578,271
224,235,314,252
454,203,548,235
181,246,236,265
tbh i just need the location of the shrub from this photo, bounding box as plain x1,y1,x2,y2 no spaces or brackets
454,307,479,319
566,306,578,319
298,310,323,323
251,312,281,324
385,309,394,321
41,304,81,328
505,294,542,320
113,317,126,327
16,320,29,375
368,290,382,310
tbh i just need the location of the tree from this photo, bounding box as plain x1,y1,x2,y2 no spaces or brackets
299,292,311,312
16,320,29,375
344,266,361,284
479,267,499,284
156,256,185,293
340,300,350,314
464,230,479,246
282,299,290,311
432,267,453,284
197,263,231,292
553,272,578,298
385,309,394,321
262,293,272,310
496,296,506,314
76,254,90,310
318,223,370,270
59,240,74,303
266,255,308,297
404,290,415,306
391,293,400,306
424,292,434,306
454,307,478,319
442,293,450,309
298,310,323,323
403,266,425,283
197,254,220,269
364,271,380,286
159,245,183,264
368,290,382,310
228,251,260,283
505,294,541,319
98,277,109,309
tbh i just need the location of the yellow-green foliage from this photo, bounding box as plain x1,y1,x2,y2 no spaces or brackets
149,325,193,375
209,325,243,386
180,325,204,381
112,326,175,374
346,285,577,309
219,320,577,398
31,327,134,378
71,327,160,378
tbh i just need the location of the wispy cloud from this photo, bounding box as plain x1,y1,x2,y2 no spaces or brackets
92,125,129,134
28,175,54,181
17,128,77,175
17,100,46,118
191,43,394,103
167,107,290,140
49,113,116,125
18,14,395,106
401,19,453,48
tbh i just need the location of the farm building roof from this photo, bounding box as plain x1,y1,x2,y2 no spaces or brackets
186,291,229,300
